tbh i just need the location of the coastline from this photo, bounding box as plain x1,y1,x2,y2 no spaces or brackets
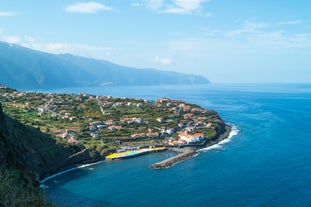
200,124,233,150
150,124,233,169
40,160,105,185
41,124,236,184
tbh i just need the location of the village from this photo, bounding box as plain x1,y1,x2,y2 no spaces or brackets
0,85,225,154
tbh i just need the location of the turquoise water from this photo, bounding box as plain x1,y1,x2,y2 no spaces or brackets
44,84,311,207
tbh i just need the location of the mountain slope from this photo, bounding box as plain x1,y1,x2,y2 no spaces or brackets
0,102,102,178
0,41,209,89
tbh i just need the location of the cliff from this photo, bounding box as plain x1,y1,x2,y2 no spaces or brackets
0,102,103,179
0,101,104,206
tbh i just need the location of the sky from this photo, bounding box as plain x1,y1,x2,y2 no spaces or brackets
0,0,311,83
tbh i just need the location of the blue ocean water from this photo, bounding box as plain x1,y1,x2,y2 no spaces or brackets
44,83,311,207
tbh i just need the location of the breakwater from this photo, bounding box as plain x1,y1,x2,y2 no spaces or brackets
150,148,197,169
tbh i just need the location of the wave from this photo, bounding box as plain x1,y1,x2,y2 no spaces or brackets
40,160,105,185
39,184,49,189
198,124,239,152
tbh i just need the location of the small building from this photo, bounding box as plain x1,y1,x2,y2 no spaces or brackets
69,116,77,121
105,119,114,125
88,126,97,132
165,128,176,135
55,132,68,139
183,113,194,119
157,98,171,104
156,118,163,123
68,137,79,144
178,132,204,144
147,132,160,138
108,125,122,131
37,106,48,115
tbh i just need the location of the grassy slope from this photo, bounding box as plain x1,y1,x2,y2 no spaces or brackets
0,117,53,206
0,102,85,206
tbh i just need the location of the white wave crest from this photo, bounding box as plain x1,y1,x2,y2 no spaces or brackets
39,184,49,189
199,124,239,152
40,167,79,184
40,161,104,184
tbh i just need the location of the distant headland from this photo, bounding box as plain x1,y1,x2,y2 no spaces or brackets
0,41,209,90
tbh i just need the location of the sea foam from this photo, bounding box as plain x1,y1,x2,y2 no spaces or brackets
40,161,104,185
198,124,239,152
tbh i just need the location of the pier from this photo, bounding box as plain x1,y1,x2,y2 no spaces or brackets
150,148,197,169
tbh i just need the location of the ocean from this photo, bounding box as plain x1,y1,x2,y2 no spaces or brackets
43,83,311,207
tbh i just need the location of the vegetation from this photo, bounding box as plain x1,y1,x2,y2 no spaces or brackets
0,87,225,152
0,167,53,207
0,108,54,206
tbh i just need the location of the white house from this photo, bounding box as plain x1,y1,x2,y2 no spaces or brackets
178,132,204,143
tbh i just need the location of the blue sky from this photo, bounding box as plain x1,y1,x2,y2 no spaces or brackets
0,0,310,83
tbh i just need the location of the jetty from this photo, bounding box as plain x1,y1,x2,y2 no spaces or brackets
150,148,197,169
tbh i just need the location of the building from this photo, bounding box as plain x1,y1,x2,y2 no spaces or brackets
178,132,204,144
157,98,171,104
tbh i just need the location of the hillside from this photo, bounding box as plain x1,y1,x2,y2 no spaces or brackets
0,101,103,176
0,101,105,206
0,41,209,90
0,103,53,206
0,87,227,154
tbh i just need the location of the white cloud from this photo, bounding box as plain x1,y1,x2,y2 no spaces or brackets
212,20,311,51
22,41,118,60
202,26,220,37
163,0,209,14
0,11,18,17
131,2,143,7
0,35,20,44
0,29,118,60
225,22,269,37
276,20,303,26
155,56,173,65
65,2,113,14
226,20,304,37
24,35,36,43
146,0,163,10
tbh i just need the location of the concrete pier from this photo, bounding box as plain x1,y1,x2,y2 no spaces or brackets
150,148,197,169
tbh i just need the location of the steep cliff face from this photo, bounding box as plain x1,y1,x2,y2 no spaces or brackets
0,102,102,178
